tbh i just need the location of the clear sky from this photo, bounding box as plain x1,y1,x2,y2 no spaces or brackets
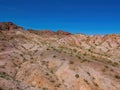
0,0,120,35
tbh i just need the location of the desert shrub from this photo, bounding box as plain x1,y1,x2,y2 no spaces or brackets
20,54,23,57
8,88,13,90
50,80,55,83
83,53,87,56
115,75,120,79
78,56,81,59
105,65,109,68
46,48,50,50
112,62,118,66
92,77,95,80
55,84,61,88
87,72,90,76
62,58,65,60
75,74,79,78
81,59,88,63
53,55,56,58
30,61,33,63
84,79,89,85
45,73,49,76
107,60,112,64
73,48,77,52
88,49,92,52
69,61,74,64
40,53,43,56
0,27,2,30
0,87,3,90
110,69,114,72
93,82,99,87
43,87,48,90
0,72,10,80
102,69,106,72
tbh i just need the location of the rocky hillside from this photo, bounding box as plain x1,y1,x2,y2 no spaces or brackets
0,22,120,90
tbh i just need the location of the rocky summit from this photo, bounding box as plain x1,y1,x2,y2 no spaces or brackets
0,22,120,90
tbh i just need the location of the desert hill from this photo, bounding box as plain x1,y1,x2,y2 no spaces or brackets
0,22,120,90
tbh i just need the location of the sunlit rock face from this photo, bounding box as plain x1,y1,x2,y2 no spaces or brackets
0,22,120,90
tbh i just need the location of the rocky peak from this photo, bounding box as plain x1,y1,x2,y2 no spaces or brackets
56,30,71,35
0,22,23,30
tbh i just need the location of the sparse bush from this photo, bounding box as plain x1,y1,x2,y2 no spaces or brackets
8,88,13,90
34,50,38,53
110,69,114,72
43,87,48,90
46,48,50,50
45,73,49,76
0,27,2,30
105,65,109,68
93,82,99,87
81,59,87,63
55,84,61,87
75,74,79,78
107,60,112,64
78,56,81,59
69,61,74,64
20,54,23,57
0,72,11,80
53,55,56,58
92,77,95,80
83,53,87,56
0,48,5,51
84,79,89,85
115,75,120,79
0,87,3,90
107,60,118,67
87,72,90,76
50,80,55,83
88,49,92,52
112,62,118,66
73,48,77,52
40,53,43,56
102,69,106,72
62,58,65,60
30,61,33,63
18,65,21,68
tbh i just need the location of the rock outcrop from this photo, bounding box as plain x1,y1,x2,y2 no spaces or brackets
0,22,23,30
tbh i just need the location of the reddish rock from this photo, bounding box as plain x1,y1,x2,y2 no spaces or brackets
28,29,71,36
0,22,22,30
56,30,71,35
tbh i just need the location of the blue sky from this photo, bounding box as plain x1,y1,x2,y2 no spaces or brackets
0,0,120,35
